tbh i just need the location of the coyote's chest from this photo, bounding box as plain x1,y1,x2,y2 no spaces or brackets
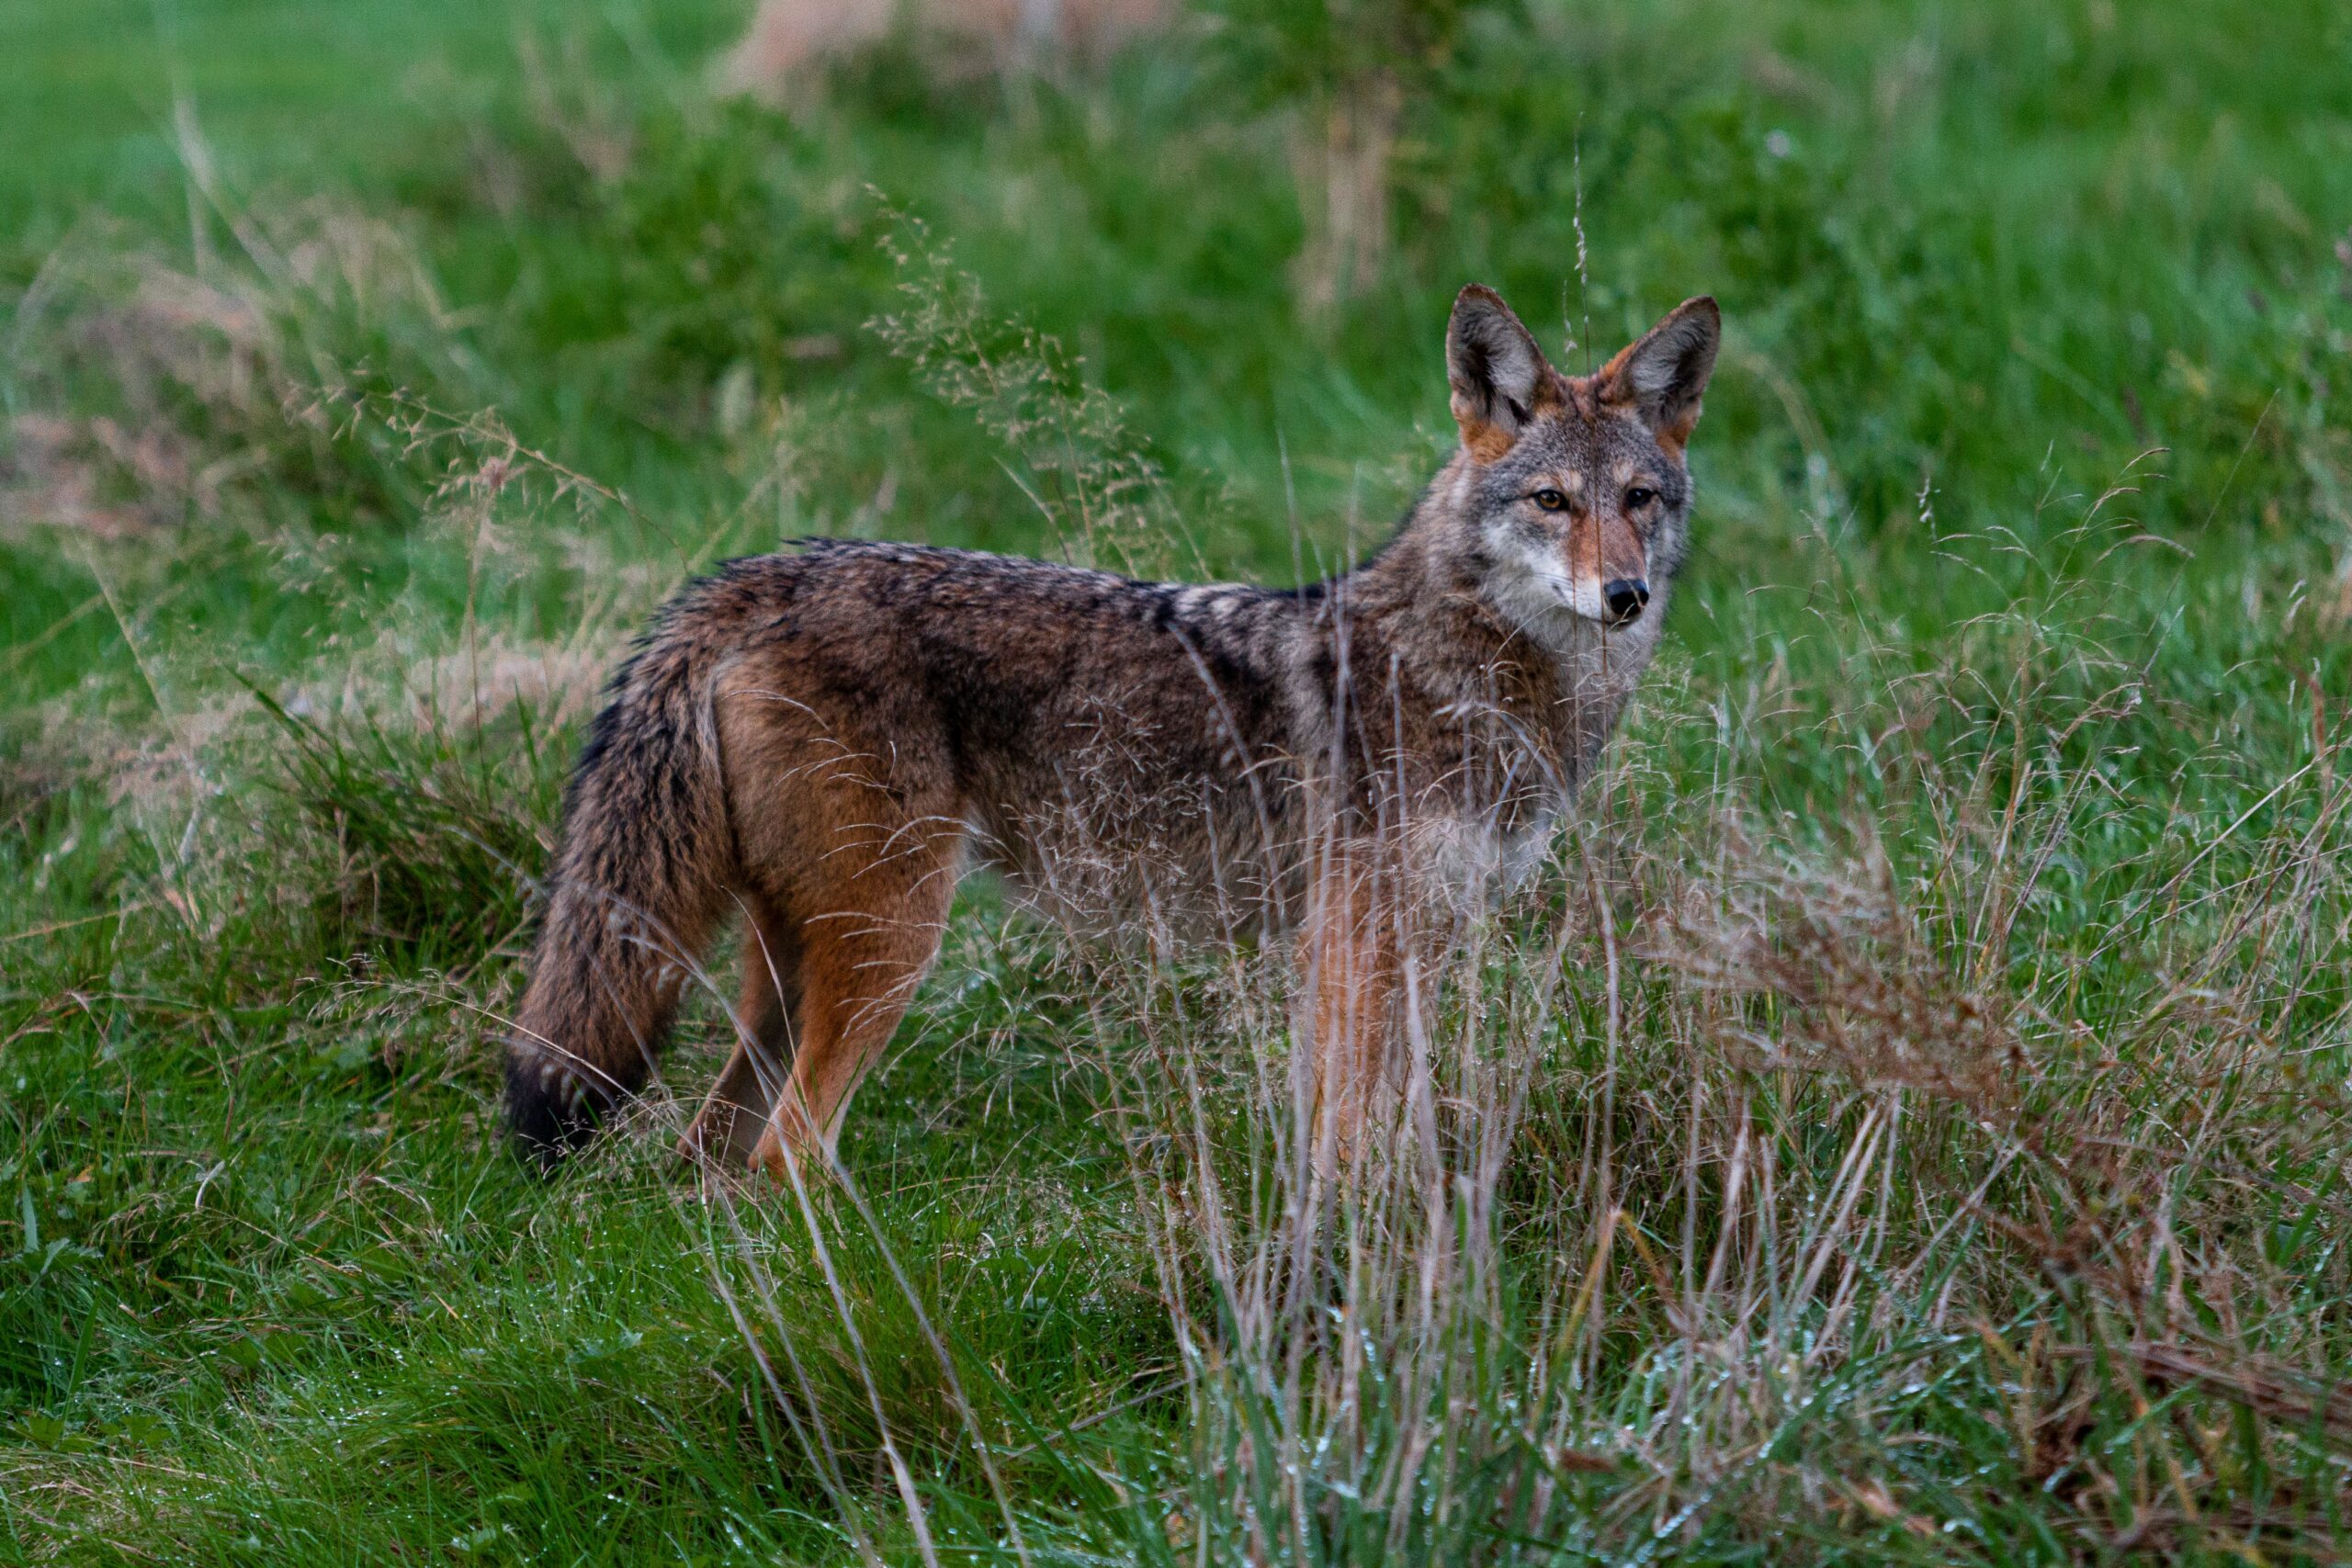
1412,802,1566,907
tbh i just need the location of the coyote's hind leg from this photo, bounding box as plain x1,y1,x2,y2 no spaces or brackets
679,891,801,1169
747,831,961,1181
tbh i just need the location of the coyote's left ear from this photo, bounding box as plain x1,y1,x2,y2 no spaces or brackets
1600,297,1721,452
1447,285,1557,460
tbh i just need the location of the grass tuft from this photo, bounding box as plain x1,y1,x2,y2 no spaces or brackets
249,683,561,973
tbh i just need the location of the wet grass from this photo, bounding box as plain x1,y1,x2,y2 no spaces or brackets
4,0,2352,1561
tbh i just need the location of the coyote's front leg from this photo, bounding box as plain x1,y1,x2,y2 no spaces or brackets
1302,843,1411,1170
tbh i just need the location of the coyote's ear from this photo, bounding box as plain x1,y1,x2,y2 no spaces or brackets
1600,296,1720,452
1447,285,1556,460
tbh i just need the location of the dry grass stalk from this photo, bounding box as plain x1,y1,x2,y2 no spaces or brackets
1291,71,1402,316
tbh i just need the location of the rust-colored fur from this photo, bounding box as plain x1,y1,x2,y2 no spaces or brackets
507,286,1719,1177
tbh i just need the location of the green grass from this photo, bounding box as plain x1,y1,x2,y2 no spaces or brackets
6,0,2352,1561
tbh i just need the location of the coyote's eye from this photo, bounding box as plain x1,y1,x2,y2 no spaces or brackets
1532,488,1568,513
1624,486,1657,510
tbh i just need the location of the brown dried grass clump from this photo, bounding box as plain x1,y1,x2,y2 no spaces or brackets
1657,831,2027,1115
5,194,471,543
716,0,1168,100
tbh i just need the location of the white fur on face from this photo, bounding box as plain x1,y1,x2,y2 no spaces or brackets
1481,522,1612,627
1478,518,1671,678
1564,574,1613,622
1480,525,1579,630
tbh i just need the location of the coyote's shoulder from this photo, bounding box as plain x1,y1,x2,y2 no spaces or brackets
509,284,1720,1178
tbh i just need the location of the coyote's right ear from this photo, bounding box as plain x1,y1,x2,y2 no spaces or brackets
1447,285,1556,461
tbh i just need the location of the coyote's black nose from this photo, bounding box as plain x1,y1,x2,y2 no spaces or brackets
1603,578,1650,624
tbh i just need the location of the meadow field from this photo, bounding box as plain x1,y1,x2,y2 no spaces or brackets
5,0,2352,1561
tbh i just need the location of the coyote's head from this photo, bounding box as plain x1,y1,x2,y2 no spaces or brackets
1438,285,1719,637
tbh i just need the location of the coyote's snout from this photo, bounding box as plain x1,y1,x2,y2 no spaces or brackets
507,284,1719,1178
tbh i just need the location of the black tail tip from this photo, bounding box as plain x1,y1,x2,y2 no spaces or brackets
504,1055,607,1174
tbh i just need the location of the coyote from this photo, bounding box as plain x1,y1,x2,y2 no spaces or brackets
507,285,1719,1176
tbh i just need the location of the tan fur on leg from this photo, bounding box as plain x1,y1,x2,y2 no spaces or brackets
679,891,801,1168
747,848,957,1179
1304,844,1407,1172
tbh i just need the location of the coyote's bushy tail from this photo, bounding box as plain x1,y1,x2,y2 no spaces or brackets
506,579,742,1164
